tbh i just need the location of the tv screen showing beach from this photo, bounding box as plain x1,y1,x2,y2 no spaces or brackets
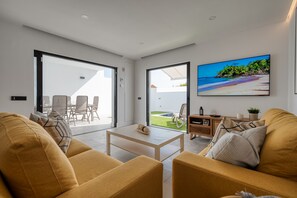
197,54,270,96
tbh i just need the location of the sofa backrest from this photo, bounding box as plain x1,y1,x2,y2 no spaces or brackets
0,113,78,198
257,108,297,182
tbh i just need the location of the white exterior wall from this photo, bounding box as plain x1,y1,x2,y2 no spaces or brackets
135,22,289,124
150,87,186,113
0,19,134,126
43,62,113,117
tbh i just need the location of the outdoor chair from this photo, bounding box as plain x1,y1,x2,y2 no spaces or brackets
67,96,72,106
52,95,68,121
66,96,72,118
172,103,187,128
90,96,100,120
70,95,90,126
42,96,51,115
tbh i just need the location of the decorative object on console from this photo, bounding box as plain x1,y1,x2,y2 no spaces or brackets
137,124,150,135
248,107,260,121
199,106,204,115
209,114,221,117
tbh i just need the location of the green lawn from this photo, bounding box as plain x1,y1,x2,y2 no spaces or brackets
150,111,168,115
150,111,186,132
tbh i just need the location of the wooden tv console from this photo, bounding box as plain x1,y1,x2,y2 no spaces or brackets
188,115,249,140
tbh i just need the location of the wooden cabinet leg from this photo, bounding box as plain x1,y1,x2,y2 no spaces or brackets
190,133,197,140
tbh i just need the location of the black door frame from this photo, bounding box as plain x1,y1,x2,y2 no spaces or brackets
34,50,118,127
146,62,190,133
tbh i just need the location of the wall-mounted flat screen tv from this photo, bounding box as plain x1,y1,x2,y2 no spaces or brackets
197,54,270,96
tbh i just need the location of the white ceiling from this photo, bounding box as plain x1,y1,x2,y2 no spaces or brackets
0,0,292,59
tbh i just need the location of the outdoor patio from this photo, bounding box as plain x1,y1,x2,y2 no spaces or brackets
69,116,113,135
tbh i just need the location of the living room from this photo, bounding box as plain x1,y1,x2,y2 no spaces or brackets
0,0,297,198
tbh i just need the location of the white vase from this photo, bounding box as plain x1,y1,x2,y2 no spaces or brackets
249,113,258,121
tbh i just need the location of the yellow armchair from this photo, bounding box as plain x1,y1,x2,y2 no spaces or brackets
173,109,297,198
173,151,297,198
0,113,163,198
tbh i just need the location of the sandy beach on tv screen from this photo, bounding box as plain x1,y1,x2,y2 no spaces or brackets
200,75,269,95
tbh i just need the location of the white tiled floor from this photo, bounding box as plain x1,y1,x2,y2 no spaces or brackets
70,116,112,135
74,128,210,198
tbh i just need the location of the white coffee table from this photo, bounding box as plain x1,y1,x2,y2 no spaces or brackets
106,124,184,161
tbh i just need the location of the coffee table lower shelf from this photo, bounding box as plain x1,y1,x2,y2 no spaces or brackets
110,137,181,162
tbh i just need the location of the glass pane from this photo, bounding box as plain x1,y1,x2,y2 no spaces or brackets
148,64,187,132
42,55,115,133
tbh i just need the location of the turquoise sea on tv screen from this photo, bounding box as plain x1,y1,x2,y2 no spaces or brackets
198,77,229,86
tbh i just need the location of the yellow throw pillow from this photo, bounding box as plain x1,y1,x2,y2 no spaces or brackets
0,113,78,198
257,108,297,182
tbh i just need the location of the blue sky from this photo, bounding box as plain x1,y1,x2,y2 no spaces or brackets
198,54,270,78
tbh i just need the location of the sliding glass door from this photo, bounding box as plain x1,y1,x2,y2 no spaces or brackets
34,50,117,134
146,62,190,132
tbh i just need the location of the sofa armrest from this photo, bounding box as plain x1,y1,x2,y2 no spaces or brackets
173,151,297,198
57,156,163,198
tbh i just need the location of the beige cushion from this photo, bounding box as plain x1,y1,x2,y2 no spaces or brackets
238,120,265,130
69,150,123,184
0,113,78,198
39,111,72,153
29,111,46,122
211,117,244,147
206,126,267,168
211,118,265,148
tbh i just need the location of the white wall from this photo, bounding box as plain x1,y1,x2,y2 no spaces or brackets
288,10,297,115
0,19,134,126
135,22,289,123
43,61,113,117
150,87,186,113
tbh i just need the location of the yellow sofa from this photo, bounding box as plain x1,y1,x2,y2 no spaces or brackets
0,113,163,198
173,108,297,198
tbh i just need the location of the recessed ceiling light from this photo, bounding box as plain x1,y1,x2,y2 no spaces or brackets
209,16,216,20
81,15,89,20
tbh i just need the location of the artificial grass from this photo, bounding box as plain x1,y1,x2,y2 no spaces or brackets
150,111,168,115
150,112,186,132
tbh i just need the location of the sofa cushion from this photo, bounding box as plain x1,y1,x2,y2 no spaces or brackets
212,118,265,145
257,108,297,182
206,126,266,168
69,150,123,184
0,113,78,198
29,111,47,122
238,120,265,130
39,111,72,153
66,138,92,158
211,117,244,147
